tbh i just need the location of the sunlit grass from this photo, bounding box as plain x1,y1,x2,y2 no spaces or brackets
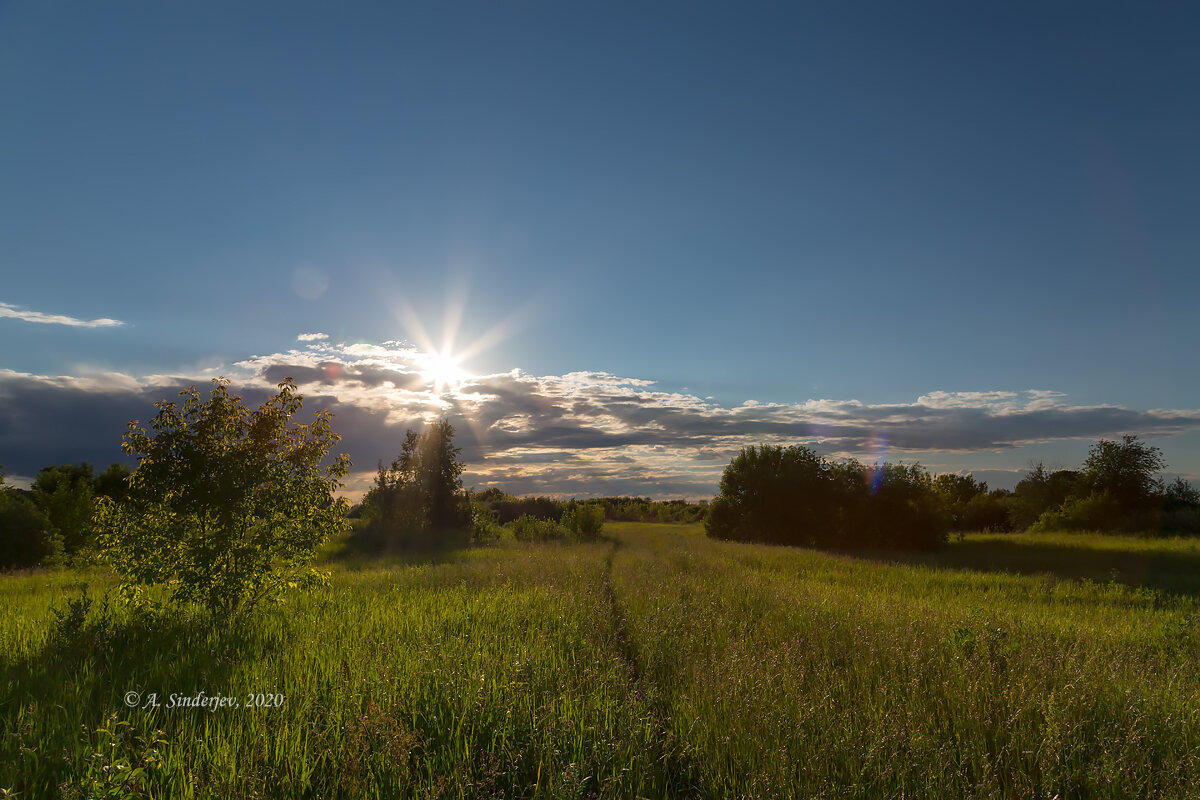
2,526,1198,797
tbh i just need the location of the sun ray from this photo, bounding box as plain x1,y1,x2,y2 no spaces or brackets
373,271,555,456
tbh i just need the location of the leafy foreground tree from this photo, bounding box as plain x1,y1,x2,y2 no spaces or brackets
96,378,351,617
361,419,471,548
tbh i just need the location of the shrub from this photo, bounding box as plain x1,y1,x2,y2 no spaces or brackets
468,499,503,544
1030,492,1124,532
960,491,1014,532
561,503,605,540
509,514,569,542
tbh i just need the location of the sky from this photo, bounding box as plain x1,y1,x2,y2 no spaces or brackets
2,1,1198,498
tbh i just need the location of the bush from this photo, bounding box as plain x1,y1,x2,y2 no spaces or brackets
508,514,570,542
468,499,503,544
1030,492,1124,532
561,503,605,540
1160,507,1200,535
957,491,1013,532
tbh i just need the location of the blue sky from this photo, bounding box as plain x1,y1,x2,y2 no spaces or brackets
2,1,1198,497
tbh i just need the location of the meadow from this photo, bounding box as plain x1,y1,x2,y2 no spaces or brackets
2,524,1199,798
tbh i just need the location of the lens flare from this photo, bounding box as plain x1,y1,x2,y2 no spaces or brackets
864,430,888,494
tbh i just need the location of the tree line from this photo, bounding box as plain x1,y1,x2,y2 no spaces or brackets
706,435,1200,550
0,461,131,568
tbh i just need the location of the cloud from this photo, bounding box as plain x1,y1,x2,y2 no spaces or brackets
3,340,1200,499
296,332,329,342
0,301,124,328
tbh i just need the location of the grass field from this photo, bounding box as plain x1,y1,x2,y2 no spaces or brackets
3,524,1199,798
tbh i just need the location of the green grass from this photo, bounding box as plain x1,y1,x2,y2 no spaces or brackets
3,526,1199,798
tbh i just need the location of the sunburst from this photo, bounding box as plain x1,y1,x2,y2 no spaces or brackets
419,349,470,394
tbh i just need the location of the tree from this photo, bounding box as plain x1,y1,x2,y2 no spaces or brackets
1164,477,1200,510
561,502,605,540
0,462,63,568
1082,435,1166,513
706,446,946,549
0,466,63,568
934,473,988,508
706,445,832,545
1161,477,1200,534
0,493,61,568
96,378,351,617
33,463,97,555
933,473,989,531
362,419,468,546
1009,464,1081,529
859,463,946,549
94,463,133,503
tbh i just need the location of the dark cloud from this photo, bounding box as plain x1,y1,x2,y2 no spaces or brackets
0,377,143,474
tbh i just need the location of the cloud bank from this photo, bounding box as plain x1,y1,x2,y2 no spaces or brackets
0,301,125,328
3,340,1199,498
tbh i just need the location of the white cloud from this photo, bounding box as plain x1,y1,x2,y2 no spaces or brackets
296,332,329,342
0,301,124,328
4,339,1200,499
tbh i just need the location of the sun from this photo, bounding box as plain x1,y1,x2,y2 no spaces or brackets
380,274,532,400
421,349,470,394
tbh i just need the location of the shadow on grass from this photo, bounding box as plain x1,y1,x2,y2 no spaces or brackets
321,525,478,570
847,536,1200,598
0,592,277,794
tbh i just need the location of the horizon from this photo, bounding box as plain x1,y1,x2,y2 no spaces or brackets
3,2,1199,497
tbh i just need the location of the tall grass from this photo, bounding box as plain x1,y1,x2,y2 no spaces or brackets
3,526,1199,797
2,543,676,797
609,524,1200,798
